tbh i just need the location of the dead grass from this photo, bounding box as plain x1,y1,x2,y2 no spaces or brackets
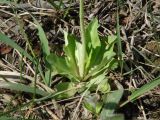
0,0,160,119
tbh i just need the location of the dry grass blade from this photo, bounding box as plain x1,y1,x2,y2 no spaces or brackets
0,71,54,92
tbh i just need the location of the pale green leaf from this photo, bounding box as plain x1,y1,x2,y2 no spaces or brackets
100,81,123,119
107,35,117,44
85,46,102,74
87,74,106,91
55,82,76,99
46,53,69,74
44,70,51,86
102,114,124,120
75,41,84,77
64,31,79,77
85,18,101,49
96,102,103,114
47,54,79,81
83,100,95,113
103,35,117,59
85,19,102,73
87,57,115,78
98,78,110,93
83,95,103,114
86,35,117,77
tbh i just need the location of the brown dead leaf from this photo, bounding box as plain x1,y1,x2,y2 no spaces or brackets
0,44,12,55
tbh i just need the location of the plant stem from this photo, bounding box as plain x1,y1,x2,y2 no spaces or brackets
79,0,86,78
116,0,123,74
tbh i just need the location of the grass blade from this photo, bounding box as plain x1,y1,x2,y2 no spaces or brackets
0,81,49,96
0,0,13,4
130,77,160,101
32,17,51,85
116,0,123,73
121,76,160,106
33,18,50,56
0,33,47,84
0,33,33,62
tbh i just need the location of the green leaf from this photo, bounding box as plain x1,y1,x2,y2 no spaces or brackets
87,57,115,78
55,82,76,99
0,81,48,96
85,46,101,74
102,114,124,120
100,81,123,119
96,102,103,114
83,95,103,114
110,60,118,70
47,0,63,10
33,19,50,56
87,74,110,93
47,54,79,82
47,53,69,74
100,58,117,73
86,18,101,49
0,0,13,4
88,74,105,91
98,78,110,93
44,70,51,86
75,40,84,77
86,35,117,77
103,35,117,59
64,31,79,77
107,35,117,44
64,31,76,62
0,33,33,62
85,19,102,73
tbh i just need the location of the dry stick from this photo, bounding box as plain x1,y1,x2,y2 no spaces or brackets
72,88,90,120
15,49,35,75
45,107,60,120
132,77,147,120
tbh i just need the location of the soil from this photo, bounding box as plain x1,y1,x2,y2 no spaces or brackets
0,0,160,120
